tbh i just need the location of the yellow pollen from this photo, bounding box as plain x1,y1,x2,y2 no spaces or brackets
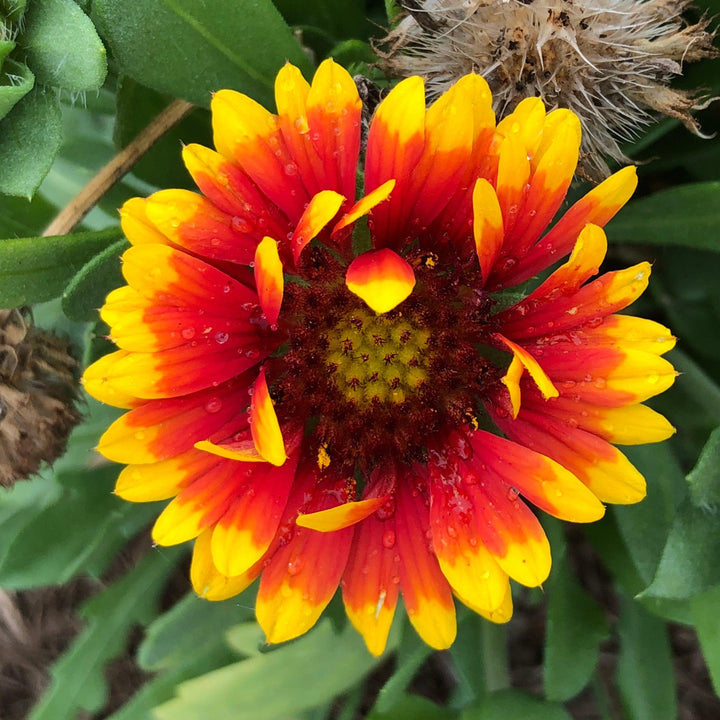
317,443,331,470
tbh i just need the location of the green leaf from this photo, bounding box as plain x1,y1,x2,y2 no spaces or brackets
93,0,312,108
153,618,387,720
62,237,128,321
274,0,371,41
460,690,572,720
639,499,720,602
544,559,609,701
107,644,239,720
691,586,720,696
138,591,256,671
0,466,158,588
0,190,56,237
372,614,434,714
0,57,34,121
27,548,180,720
114,76,212,190
616,595,676,720
0,226,123,306
17,0,107,91
0,86,62,197
687,426,720,509
605,183,720,251
369,695,456,720
612,443,686,586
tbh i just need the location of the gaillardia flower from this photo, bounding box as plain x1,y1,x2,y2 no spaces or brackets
84,60,676,655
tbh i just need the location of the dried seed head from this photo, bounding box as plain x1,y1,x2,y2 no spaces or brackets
0,309,82,487
380,0,719,179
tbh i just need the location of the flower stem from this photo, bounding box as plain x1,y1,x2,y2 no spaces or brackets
43,98,194,237
480,620,511,694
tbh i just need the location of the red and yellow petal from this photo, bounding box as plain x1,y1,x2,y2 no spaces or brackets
345,249,416,314
395,478,456,649
191,529,260,601
342,512,401,656
211,88,310,221
469,429,605,522
508,166,638,286
250,368,286,466
211,454,300,577
305,58,362,201
143,189,257,265
119,197,170,246
499,262,652,339
151,455,242,545
291,189,345,264
256,473,354,644
365,76,427,246
429,464,510,612
473,178,504,284
82,350,142,408
254,237,284,325
120,243,257,312
97,376,250,464
182,143,291,242
492,406,647,504
296,495,390,532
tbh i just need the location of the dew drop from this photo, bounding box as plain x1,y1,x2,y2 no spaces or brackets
284,162,298,176
567,417,579,428
222,284,231,294
215,331,229,345
593,377,606,389
647,373,660,385
447,526,458,538
245,349,260,359
181,327,196,340
231,216,251,233
382,530,396,549
205,398,222,413
287,555,304,575
507,487,519,502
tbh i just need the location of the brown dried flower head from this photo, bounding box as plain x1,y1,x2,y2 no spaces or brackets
381,0,718,179
0,308,81,487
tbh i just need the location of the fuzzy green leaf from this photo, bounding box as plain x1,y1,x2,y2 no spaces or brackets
18,0,107,91
62,237,128,321
616,595,676,720
606,183,720,251
0,226,123,306
154,619,387,720
94,0,312,108
0,56,34,120
0,87,62,197
26,548,180,720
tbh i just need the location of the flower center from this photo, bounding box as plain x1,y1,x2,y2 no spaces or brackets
325,308,429,406
274,248,503,469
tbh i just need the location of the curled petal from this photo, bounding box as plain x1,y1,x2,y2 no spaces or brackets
345,249,416,314
250,369,287,466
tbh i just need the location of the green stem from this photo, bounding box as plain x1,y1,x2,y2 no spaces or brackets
480,620,511,694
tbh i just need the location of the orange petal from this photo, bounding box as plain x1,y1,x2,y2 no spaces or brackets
496,334,558,418
254,236,284,325
194,438,264,463
345,249,416,314
473,178,504,285
296,495,390,532
395,479,456,649
256,474,354,644
332,179,396,236
211,458,298,576
342,512,401,657
469,430,605,523
119,197,169,246
291,189,345,264
250,368,286,466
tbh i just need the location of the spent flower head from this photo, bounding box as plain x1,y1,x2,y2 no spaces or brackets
381,0,718,179
83,60,677,656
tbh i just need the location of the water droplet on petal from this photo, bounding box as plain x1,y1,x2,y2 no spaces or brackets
205,398,222,413
181,327,196,340
215,331,229,345
382,530,396,549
